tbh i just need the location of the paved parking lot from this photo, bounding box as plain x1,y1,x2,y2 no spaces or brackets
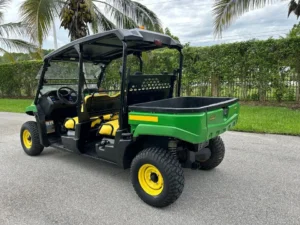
0,112,299,225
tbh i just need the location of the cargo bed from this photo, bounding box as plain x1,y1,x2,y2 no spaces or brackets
128,97,240,144
129,97,239,113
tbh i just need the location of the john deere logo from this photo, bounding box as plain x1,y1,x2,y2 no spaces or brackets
209,115,216,121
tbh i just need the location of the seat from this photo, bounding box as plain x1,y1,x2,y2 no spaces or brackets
64,114,119,130
98,119,119,136
81,93,109,113
64,116,101,130
64,92,120,130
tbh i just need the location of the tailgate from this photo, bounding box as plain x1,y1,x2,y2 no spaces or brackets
206,102,240,139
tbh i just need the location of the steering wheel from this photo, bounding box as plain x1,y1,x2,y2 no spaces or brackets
57,87,78,105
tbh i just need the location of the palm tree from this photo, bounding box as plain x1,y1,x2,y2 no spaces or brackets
0,0,36,60
212,0,300,38
20,0,162,47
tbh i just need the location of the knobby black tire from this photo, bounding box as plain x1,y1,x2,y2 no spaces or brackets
130,147,184,208
20,121,44,156
199,136,225,170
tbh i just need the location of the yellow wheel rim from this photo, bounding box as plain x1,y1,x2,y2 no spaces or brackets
138,164,164,196
22,129,32,149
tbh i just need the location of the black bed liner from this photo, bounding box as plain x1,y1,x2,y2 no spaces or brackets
128,97,239,113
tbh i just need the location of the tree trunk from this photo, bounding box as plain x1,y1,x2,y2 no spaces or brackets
259,86,266,102
296,81,300,102
211,74,220,97
296,72,300,102
53,20,58,49
186,82,192,96
201,85,208,96
242,83,248,100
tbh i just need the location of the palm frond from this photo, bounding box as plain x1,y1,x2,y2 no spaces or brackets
19,0,60,47
0,37,37,52
93,0,162,31
132,1,162,32
0,0,9,10
290,0,300,19
0,22,28,37
0,12,3,23
212,0,278,38
112,0,162,30
106,0,133,18
0,0,9,23
90,2,116,34
288,0,298,17
94,0,137,29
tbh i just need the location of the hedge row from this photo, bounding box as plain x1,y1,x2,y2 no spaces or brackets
0,60,42,98
1,37,300,101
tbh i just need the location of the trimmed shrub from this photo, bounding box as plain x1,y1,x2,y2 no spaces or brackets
1,37,300,101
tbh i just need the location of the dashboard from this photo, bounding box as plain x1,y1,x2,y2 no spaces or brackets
38,90,77,117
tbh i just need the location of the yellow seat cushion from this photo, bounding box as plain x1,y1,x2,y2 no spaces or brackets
99,119,119,136
103,113,119,121
64,116,101,130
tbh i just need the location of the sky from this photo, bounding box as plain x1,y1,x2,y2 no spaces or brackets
2,0,300,50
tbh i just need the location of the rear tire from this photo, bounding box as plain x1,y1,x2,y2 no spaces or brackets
20,121,44,156
199,136,225,170
130,147,184,208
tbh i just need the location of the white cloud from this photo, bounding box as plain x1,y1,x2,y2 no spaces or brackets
137,0,299,46
3,0,300,49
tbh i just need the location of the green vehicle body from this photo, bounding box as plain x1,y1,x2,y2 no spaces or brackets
26,102,240,144
25,104,37,115
128,102,239,144
26,102,239,144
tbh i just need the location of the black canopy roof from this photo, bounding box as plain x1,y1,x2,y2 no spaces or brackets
44,28,182,64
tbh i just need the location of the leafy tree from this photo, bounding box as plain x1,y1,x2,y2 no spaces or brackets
286,21,300,37
212,0,300,37
20,0,162,46
164,27,180,41
0,49,53,63
0,0,36,61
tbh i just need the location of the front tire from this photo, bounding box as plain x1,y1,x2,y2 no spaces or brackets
130,147,184,208
199,136,225,170
20,121,44,156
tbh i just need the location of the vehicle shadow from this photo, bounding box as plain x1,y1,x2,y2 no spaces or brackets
37,147,232,211
39,147,129,181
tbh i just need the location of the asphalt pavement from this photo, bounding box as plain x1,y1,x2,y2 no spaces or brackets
0,112,299,225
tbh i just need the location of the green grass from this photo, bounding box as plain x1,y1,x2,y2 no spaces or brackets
0,98,299,136
232,105,300,136
0,99,33,113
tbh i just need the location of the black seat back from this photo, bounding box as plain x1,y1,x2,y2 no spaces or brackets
82,93,121,117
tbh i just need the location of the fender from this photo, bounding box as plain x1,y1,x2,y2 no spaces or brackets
25,104,37,116
132,124,208,144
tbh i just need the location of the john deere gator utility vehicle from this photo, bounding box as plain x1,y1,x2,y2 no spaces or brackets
20,28,240,208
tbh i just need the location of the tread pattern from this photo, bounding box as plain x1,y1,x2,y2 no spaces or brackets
130,147,184,208
20,121,44,156
199,136,225,170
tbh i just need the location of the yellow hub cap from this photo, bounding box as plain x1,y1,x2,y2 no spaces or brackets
138,164,164,196
22,130,32,149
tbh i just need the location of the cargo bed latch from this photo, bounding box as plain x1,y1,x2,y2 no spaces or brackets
223,107,229,117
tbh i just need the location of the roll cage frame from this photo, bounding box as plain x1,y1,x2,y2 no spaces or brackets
34,28,184,133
